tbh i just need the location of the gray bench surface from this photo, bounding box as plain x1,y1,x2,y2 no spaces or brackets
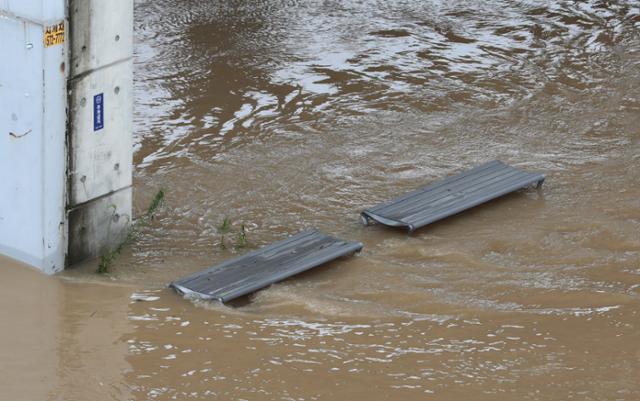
361,160,545,232
170,230,363,302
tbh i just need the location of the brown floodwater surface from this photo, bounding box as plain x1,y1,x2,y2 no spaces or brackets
2,0,640,399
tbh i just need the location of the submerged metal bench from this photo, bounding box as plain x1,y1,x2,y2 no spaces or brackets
170,230,362,302
361,160,545,233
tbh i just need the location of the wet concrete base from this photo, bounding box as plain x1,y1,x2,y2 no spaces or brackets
67,187,132,265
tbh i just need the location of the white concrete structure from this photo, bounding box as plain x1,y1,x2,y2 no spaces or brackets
0,0,68,273
0,0,133,272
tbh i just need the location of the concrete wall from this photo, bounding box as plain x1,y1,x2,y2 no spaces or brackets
1,0,134,271
0,0,68,273
66,0,133,265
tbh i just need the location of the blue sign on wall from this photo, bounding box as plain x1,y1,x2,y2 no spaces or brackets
93,93,104,131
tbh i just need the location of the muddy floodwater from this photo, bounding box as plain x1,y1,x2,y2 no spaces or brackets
2,1,640,400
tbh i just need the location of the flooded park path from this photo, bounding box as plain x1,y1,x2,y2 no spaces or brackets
1,1,639,399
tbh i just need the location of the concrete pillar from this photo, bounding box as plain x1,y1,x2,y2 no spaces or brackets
0,0,133,272
0,0,68,273
66,0,133,265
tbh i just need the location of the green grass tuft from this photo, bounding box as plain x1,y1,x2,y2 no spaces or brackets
97,188,165,274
